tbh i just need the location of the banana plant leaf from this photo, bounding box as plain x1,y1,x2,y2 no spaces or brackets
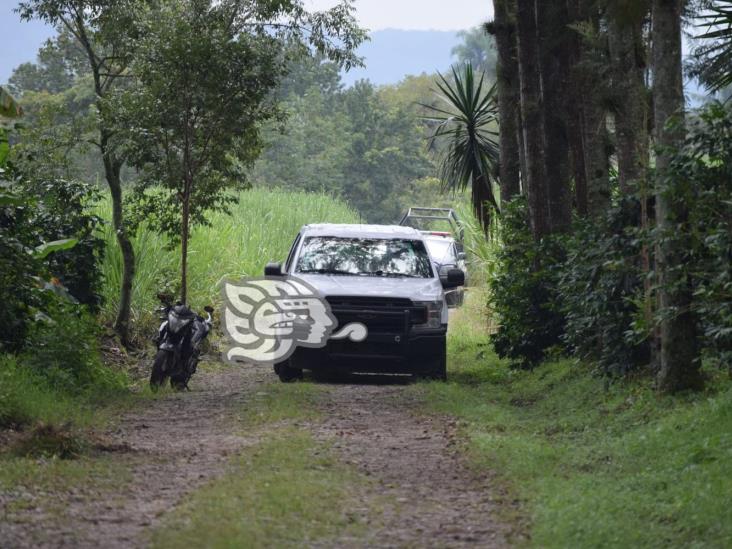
0,87,23,119
0,190,26,206
0,129,8,167
34,238,79,260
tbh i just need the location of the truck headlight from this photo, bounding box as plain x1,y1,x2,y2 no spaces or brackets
414,300,443,329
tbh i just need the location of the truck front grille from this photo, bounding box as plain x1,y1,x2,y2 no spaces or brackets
325,296,427,327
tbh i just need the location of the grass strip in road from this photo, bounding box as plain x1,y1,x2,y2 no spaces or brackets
151,429,370,549
412,296,732,548
240,379,326,427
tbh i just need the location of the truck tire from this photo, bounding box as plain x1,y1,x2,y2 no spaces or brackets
274,360,303,383
418,339,447,381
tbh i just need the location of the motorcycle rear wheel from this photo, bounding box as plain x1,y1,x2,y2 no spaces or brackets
150,349,172,391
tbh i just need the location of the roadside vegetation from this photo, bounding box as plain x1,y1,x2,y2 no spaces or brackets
98,188,359,335
415,290,732,547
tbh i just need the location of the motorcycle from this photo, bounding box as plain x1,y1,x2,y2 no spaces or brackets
150,293,213,391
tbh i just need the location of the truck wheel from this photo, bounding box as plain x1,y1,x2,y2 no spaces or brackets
274,361,303,383
150,349,171,391
419,340,447,381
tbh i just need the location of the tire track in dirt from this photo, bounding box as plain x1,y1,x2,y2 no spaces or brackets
2,366,512,548
1,364,270,548
310,377,509,548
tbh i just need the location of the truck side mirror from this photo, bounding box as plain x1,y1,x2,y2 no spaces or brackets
440,266,465,288
265,262,284,277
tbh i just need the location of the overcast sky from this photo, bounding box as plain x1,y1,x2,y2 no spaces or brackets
305,0,492,31
2,1,491,84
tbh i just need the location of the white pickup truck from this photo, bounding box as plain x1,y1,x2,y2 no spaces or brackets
264,224,465,382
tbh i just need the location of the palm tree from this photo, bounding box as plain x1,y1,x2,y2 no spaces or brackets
423,64,500,231
693,0,732,92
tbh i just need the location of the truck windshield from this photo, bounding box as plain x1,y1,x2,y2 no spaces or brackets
296,237,434,278
425,239,455,264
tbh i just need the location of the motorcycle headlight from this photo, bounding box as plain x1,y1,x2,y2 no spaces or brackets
413,300,443,329
168,311,192,334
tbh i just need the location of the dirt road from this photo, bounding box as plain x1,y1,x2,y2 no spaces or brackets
1,364,510,548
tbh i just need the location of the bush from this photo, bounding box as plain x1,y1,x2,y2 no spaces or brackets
1,162,105,351
21,297,125,395
661,102,732,370
0,355,78,428
15,175,106,311
558,199,650,377
489,198,565,368
0,224,43,352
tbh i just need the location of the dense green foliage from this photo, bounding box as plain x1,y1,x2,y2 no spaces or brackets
559,199,650,376
0,157,104,351
0,298,126,429
489,198,565,368
121,0,363,240
489,103,732,376
661,102,732,369
21,299,123,395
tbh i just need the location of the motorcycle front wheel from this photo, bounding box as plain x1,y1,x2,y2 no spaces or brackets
150,349,172,391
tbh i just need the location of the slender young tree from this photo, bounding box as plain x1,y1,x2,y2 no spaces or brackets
487,0,521,203
652,0,702,392
122,0,365,304
566,0,590,216
18,0,140,345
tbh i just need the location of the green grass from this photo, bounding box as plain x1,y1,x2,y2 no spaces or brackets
0,454,129,491
414,290,732,548
98,188,359,332
151,430,371,549
240,380,325,426
0,354,134,431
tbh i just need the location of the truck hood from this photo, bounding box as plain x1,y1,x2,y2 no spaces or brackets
295,274,443,302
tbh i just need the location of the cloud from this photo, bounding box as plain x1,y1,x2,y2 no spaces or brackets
304,0,493,32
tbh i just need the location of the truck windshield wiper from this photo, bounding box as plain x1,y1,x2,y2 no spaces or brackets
299,268,353,276
362,270,421,278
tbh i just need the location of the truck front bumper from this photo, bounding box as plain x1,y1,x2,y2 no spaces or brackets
290,327,447,375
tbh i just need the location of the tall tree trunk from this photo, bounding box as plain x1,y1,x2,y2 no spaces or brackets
565,0,610,218
473,173,492,231
608,12,655,358
106,155,135,346
583,93,611,216
83,38,134,345
652,0,702,392
565,0,590,216
491,0,521,203
537,0,572,231
609,17,649,193
516,0,550,240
